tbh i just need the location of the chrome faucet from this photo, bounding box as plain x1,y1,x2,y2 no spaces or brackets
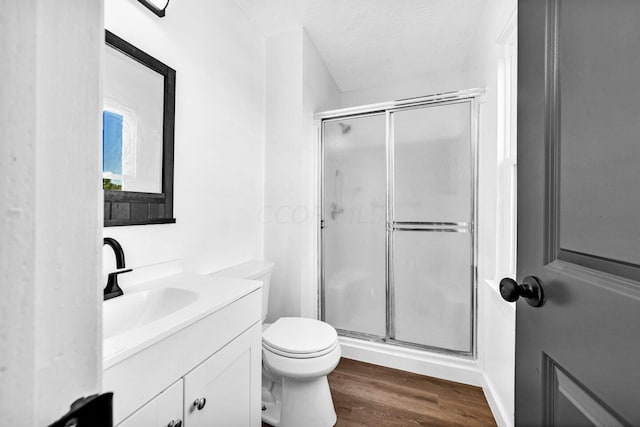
103,237,132,300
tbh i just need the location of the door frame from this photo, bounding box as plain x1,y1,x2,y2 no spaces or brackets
314,89,483,358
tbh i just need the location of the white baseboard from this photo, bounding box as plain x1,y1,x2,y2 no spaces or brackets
338,336,483,386
481,374,513,427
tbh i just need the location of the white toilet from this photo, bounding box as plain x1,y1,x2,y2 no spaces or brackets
212,261,341,427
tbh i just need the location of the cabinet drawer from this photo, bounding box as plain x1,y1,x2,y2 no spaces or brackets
118,379,183,427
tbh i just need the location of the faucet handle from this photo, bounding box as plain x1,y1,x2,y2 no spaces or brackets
109,268,133,275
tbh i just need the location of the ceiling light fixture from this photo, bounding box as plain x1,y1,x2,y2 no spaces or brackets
138,0,170,17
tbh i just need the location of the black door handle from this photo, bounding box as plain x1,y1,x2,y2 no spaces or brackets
499,276,546,307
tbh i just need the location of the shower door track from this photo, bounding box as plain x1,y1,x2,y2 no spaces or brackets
317,88,483,359
315,88,483,120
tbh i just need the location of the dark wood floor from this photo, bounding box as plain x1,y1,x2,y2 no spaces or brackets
264,358,497,426
329,358,496,426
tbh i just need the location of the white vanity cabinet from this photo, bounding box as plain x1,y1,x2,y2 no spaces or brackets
103,277,262,427
116,323,262,427
184,323,262,427
118,379,183,427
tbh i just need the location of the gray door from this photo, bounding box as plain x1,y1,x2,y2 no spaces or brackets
513,0,640,425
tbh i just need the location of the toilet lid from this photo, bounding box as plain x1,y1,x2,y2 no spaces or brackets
262,317,338,355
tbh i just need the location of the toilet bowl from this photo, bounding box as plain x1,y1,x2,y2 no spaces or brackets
212,262,341,427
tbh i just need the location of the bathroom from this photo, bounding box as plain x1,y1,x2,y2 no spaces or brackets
2,0,541,426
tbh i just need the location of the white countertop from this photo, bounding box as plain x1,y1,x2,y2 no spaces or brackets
103,272,261,369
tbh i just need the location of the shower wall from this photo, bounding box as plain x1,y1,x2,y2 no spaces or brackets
321,94,477,355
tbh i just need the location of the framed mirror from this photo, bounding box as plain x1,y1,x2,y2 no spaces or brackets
103,30,176,226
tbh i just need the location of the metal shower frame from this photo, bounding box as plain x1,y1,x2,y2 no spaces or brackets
315,88,483,359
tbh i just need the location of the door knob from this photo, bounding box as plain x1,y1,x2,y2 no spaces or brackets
167,420,182,427
499,276,545,307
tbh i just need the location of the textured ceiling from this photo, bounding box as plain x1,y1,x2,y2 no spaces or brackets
234,0,489,92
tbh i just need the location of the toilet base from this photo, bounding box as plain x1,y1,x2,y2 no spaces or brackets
262,374,337,427
262,398,282,426
261,377,282,426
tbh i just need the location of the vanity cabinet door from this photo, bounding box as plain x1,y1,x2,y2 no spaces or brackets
117,379,183,427
184,322,262,427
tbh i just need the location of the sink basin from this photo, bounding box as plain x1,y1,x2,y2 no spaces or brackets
102,272,262,369
103,287,198,339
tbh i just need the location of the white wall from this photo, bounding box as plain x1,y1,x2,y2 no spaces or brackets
470,2,518,426
264,28,304,321
0,1,103,425
301,31,343,317
264,28,341,321
103,0,266,277
340,68,474,108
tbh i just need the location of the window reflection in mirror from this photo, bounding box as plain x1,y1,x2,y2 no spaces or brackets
103,44,164,193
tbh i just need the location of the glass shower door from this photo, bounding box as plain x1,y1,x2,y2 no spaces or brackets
322,114,386,338
390,101,474,353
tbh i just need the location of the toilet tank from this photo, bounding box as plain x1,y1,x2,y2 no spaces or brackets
211,261,274,322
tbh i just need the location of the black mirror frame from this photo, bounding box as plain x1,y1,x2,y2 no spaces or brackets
104,30,176,227
138,0,169,17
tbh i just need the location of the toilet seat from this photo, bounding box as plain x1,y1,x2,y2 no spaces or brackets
263,340,338,359
263,317,338,358
262,340,341,380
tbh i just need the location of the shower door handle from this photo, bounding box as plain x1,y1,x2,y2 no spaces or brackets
391,222,469,232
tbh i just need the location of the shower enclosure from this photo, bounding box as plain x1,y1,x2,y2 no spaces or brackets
318,89,480,356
